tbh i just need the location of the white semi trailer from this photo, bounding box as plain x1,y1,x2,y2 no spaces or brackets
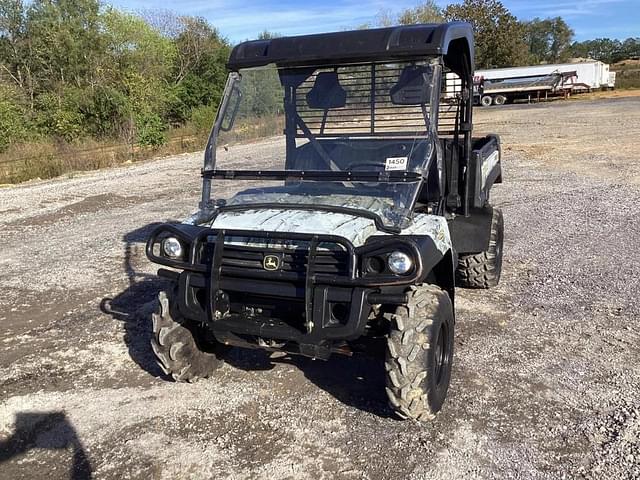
469,61,615,106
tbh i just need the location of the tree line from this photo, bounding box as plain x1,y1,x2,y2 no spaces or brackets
1,0,638,156
0,0,230,152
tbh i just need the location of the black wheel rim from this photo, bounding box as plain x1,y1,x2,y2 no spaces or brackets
434,322,449,386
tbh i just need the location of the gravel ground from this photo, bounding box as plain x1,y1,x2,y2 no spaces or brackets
1,97,639,479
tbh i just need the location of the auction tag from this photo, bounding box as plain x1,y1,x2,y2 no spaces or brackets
385,156,408,171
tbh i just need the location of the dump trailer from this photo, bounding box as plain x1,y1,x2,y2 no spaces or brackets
472,71,575,106
144,22,504,422
471,61,615,106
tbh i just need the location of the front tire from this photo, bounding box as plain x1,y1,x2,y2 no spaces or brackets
456,207,504,289
151,289,226,382
385,285,455,421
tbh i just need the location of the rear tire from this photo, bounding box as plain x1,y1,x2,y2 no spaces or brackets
151,289,226,382
456,207,504,289
480,95,493,107
384,285,455,421
494,94,507,105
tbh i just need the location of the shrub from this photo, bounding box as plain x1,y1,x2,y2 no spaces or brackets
83,86,132,138
0,99,30,152
135,112,167,147
189,104,217,133
33,92,86,142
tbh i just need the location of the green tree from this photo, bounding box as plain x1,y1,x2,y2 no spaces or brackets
24,0,105,91
168,16,230,124
83,85,130,137
568,38,626,63
103,9,176,84
0,1,34,103
257,30,280,39
102,9,177,144
398,1,443,25
443,0,529,68
32,89,86,141
1,0,109,141
361,2,443,28
174,16,221,84
525,17,574,63
0,84,30,151
621,37,640,59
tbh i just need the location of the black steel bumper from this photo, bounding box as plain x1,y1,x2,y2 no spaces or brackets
147,224,423,359
171,269,372,358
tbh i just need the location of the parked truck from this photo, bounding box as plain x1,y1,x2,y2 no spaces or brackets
469,61,615,106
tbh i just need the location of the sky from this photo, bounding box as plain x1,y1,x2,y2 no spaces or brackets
107,0,640,43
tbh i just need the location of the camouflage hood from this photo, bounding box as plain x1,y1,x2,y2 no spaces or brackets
208,208,451,253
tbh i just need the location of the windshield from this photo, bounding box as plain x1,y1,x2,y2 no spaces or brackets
208,61,441,230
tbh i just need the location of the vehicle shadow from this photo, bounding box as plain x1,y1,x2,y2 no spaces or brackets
224,343,395,419
103,223,394,417
0,411,92,479
100,222,172,379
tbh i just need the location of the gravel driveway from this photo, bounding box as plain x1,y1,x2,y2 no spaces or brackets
1,97,639,479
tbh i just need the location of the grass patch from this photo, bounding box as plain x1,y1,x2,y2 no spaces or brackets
0,129,205,184
0,115,284,185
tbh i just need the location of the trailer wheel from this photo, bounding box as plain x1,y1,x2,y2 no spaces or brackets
493,95,507,106
480,95,493,107
384,285,455,421
151,289,226,382
456,207,504,289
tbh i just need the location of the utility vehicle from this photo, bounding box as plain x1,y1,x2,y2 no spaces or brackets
146,22,504,421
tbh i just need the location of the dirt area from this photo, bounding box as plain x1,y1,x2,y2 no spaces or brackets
565,88,640,101
475,96,640,184
1,97,640,479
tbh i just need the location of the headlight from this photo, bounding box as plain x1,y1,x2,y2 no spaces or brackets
162,237,184,258
388,251,413,275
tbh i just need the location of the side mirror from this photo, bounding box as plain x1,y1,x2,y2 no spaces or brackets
306,71,347,109
220,85,242,132
390,65,433,105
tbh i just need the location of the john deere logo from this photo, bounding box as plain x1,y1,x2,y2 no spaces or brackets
263,254,281,271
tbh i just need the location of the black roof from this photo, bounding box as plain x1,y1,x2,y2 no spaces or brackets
228,22,474,75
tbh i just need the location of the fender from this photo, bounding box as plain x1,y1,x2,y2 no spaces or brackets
448,205,496,254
